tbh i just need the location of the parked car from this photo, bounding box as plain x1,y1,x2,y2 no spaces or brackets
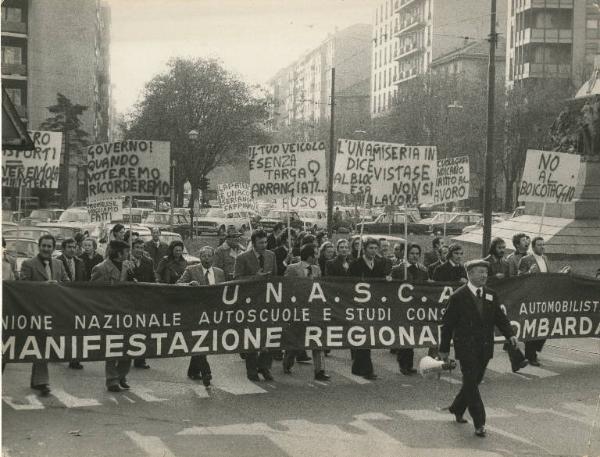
58,207,91,224
427,212,482,235
258,209,304,232
122,208,154,224
20,208,64,225
511,206,526,219
193,207,256,236
2,227,52,241
356,211,428,236
349,234,407,253
142,212,190,236
4,238,38,277
298,209,327,231
461,215,504,234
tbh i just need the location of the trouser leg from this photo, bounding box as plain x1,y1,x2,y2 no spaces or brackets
133,358,147,367
525,341,539,361
257,351,272,371
31,362,49,387
106,359,131,387
312,350,324,373
245,352,258,374
117,359,131,381
188,355,210,376
452,358,488,429
283,350,297,371
396,348,414,370
352,349,373,376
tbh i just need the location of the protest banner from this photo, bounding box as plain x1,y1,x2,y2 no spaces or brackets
519,150,581,204
248,141,327,199
2,130,62,188
333,139,437,206
87,198,123,223
3,273,598,362
434,156,470,205
87,140,170,203
217,182,257,214
276,194,327,210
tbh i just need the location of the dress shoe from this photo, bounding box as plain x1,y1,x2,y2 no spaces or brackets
447,406,468,424
202,373,212,387
259,369,274,381
134,362,150,369
247,372,260,382
32,384,51,396
68,361,84,369
283,366,292,375
296,356,312,363
400,367,417,376
188,373,202,381
475,426,487,437
314,371,331,381
119,379,130,389
107,385,121,393
528,359,541,367
512,360,529,373
363,373,378,380
239,353,247,360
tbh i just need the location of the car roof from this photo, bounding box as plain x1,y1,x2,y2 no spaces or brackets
351,234,406,243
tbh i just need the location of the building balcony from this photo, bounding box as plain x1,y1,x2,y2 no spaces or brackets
517,27,573,45
395,16,426,36
1,21,27,35
1,63,27,77
395,43,425,61
396,0,421,12
515,0,573,13
394,67,419,84
516,62,571,79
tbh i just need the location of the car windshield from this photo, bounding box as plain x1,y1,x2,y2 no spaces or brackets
205,208,226,218
3,228,50,239
59,209,90,223
431,213,454,223
5,240,38,258
38,226,78,241
29,210,53,220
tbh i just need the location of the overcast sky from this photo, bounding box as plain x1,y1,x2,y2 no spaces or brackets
107,0,376,114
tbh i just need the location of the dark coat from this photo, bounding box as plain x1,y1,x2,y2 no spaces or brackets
156,256,188,284
273,245,290,276
440,284,513,362
348,257,386,279
144,240,169,270
427,259,442,279
483,254,509,277
57,254,87,282
129,255,156,283
234,249,278,279
20,256,68,282
391,262,429,281
423,250,439,267
432,261,467,282
325,256,350,277
78,252,104,281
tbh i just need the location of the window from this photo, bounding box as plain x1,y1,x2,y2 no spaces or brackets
1,46,22,64
1,6,22,22
587,19,598,29
5,87,22,106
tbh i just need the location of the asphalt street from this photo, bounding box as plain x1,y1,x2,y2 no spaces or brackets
2,338,599,457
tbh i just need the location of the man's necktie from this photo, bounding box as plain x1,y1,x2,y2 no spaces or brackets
475,288,484,317
307,265,313,278
204,269,210,285
70,258,75,279
258,254,264,270
44,260,52,280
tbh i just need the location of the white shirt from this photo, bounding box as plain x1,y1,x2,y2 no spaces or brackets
467,282,483,299
533,253,547,272
201,266,215,285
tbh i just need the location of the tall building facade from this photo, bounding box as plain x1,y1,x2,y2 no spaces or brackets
267,24,372,139
371,0,507,116
1,0,111,205
506,0,600,86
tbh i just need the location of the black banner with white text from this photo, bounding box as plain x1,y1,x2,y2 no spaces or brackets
2,274,599,362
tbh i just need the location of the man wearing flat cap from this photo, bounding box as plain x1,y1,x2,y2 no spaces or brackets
213,226,243,280
438,259,518,438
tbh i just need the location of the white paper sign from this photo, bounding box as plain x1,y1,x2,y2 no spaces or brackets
519,150,581,203
434,156,470,204
217,182,258,214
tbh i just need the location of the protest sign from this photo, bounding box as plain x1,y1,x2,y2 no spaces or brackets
217,182,257,214
334,139,437,206
519,150,581,204
248,141,327,199
3,274,598,362
87,198,123,223
87,140,170,203
434,156,470,204
2,130,62,188
276,195,327,210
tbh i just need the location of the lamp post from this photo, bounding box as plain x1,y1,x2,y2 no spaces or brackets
187,129,199,239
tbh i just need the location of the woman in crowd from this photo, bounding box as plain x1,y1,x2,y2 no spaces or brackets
79,238,104,281
318,241,336,274
156,240,188,284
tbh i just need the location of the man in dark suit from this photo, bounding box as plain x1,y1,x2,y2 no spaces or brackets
432,243,468,283
273,229,296,276
20,234,69,395
283,244,330,381
57,237,87,369
439,259,518,438
347,237,384,380
267,222,284,250
177,246,225,387
234,229,277,381
424,236,443,267
518,236,551,366
144,227,169,270
325,238,351,277
391,243,428,375
378,238,394,276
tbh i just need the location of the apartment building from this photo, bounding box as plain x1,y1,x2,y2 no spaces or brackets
1,0,111,204
506,0,600,86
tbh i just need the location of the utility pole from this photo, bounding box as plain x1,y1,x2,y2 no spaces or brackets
482,0,497,257
326,67,336,238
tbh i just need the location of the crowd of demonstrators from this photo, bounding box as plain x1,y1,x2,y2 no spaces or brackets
4,223,587,399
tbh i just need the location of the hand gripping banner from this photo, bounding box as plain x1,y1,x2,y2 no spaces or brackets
2,274,599,362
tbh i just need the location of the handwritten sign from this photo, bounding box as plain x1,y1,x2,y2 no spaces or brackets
2,130,62,188
87,140,170,203
334,139,437,206
434,156,470,204
217,182,257,214
248,141,327,199
88,198,123,223
276,195,327,210
519,150,581,203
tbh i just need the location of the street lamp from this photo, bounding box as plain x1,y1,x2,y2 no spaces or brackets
187,129,199,238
